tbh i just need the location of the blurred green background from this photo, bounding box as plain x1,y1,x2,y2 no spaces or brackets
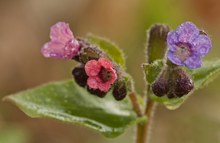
1,0,220,143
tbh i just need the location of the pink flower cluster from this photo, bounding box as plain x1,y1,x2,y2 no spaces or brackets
41,22,118,94
41,22,80,60
85,58,117,92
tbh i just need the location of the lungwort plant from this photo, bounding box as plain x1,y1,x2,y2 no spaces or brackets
4,21,220,143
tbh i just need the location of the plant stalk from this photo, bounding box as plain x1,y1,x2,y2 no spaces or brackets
129,92,143,117
136,86,156,143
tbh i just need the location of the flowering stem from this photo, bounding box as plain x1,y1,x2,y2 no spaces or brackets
136,86,157,143
129,92,143,117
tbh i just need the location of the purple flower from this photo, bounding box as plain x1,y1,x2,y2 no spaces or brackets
41,22,80,60
167,22,212,69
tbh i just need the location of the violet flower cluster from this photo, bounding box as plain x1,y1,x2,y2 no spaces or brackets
167,22,212,69
151,22,212,98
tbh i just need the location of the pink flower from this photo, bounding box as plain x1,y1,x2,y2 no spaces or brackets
85,58,117,92
41,22,80,60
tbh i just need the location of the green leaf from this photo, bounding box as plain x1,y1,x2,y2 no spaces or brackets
4,80,146,138
187,60,220,89
144,60,220,110
87,34,126,68
143,60,164,84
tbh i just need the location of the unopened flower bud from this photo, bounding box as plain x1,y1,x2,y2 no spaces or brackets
87,88,107,98
147,24,170,63
72,65,88,87
167,67,194,98
173,68,194,97
113,80,127,101
151,65,194,98
152,70,169,97
74,38,106,64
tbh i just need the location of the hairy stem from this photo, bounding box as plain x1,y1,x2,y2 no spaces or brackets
129,92,143,117
136,86,157,143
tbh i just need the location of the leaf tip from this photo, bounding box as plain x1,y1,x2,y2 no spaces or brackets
2,95,12,102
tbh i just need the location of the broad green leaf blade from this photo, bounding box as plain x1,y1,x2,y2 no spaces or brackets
187,60,220,89
143,60,164,84
144,60,220,110
87,34,126,68
4,80,145,138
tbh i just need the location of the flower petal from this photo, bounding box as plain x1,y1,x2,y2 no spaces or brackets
167,31,179,49
87,77,99,89
184,55,202,69
41,40,80,59
65,39,80,58
50,22,74,44
98,58,113,69
176,22,199,43
41,41,66,59
98,82,111,92
167,50,184,66
192,34,212,56
108,68,117,84
85,60,101,76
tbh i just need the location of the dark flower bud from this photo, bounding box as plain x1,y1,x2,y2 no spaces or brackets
113,80,127,101
167,67,194,98
173,68,194,97
72,65,88,87
87,88,107,98
147,24,170,63
73,38,106,64
151,70,169,97
151,65,194,98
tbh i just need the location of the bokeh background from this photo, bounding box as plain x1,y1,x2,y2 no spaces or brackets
1,0,220,143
